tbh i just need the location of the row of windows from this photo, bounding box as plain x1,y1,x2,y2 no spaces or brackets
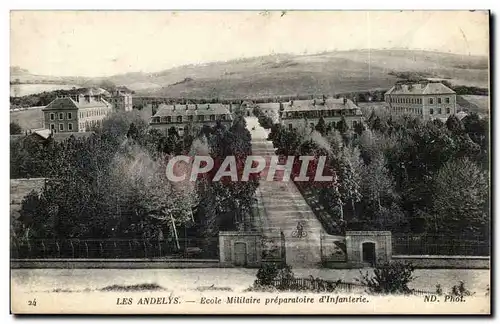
49,112,73,121
50,123,74,132
288,120,360,131
79,108,108,119
389,96,451,105
430,107,452,115
283,109,357,119
151,114,230,124
392,107,423,115
392,106,452,115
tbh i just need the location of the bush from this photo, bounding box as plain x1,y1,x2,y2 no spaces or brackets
356,261,415,295
10,122,23,135
255,262,291,286
449,281,475,297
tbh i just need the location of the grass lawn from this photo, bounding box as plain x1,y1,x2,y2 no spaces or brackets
10,108,44,130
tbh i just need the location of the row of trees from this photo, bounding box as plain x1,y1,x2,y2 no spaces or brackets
268,110,489,239
12,110,258,245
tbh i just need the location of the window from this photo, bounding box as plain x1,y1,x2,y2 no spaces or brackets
68,123,73,131
188,115,193,122
198,115,204,122
429,98,434,105
447,108,451,114
445,97,450,104
289,124,293,130
438,108,442,114
210,115,215,121
67,112,72,120
437,98,442,104
50,124,55,130
59,123,64,131
167,116,172,123
58,112,64,120
430,108,434,115
221,115,226,121
177,116,182,123
50,113,55,121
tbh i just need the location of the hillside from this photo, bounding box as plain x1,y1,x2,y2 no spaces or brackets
107,49,489,99
10,66,93,86
11,49,488,99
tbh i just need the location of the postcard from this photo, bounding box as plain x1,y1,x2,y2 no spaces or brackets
10,10,490,315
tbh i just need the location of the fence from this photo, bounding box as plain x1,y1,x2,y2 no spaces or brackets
392,235,490,256
256,277,365,293
257,277,439,296
10,238,219,260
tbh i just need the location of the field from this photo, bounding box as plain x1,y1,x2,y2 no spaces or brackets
121,49,488,98
457,95,489,115
12,50,488,100
10,107,44,130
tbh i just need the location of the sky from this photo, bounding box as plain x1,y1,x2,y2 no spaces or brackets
10,10,489,77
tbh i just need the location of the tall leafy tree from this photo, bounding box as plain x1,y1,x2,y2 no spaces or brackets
431,157,489,237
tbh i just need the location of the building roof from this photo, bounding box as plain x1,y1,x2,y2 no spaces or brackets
153,103,232,117
10,131,96,143
257,102,281,110
385,82,456,95
43,96,111,111
282,98,362,113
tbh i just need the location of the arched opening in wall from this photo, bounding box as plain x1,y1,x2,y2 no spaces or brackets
234,242,248,267
247,111,250,117
362,242,376,266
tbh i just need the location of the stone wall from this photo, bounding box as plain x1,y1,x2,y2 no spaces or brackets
219,231,262,267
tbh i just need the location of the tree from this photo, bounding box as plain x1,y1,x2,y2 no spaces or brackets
10,122,23,135
335,116,349,134
354,121,366,136
315,117,327,135
358,153,400,228
446,115,465,134
431,157,489,237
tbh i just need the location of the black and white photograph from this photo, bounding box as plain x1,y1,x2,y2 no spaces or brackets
8,10,491,314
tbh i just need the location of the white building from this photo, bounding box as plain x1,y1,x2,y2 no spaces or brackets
384,82,457,121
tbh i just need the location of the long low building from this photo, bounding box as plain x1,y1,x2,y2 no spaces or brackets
280,98,364,130
149,103,234,135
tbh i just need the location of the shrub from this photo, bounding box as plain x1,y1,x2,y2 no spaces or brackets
356,261,415,295
449,281,475,297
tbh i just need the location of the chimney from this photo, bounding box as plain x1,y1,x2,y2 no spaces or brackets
343,98,347,105
195,104,198,110
207,104,211,110
173,105,176,111
290,100,294,107
322,94,326,104
313,99,316,106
